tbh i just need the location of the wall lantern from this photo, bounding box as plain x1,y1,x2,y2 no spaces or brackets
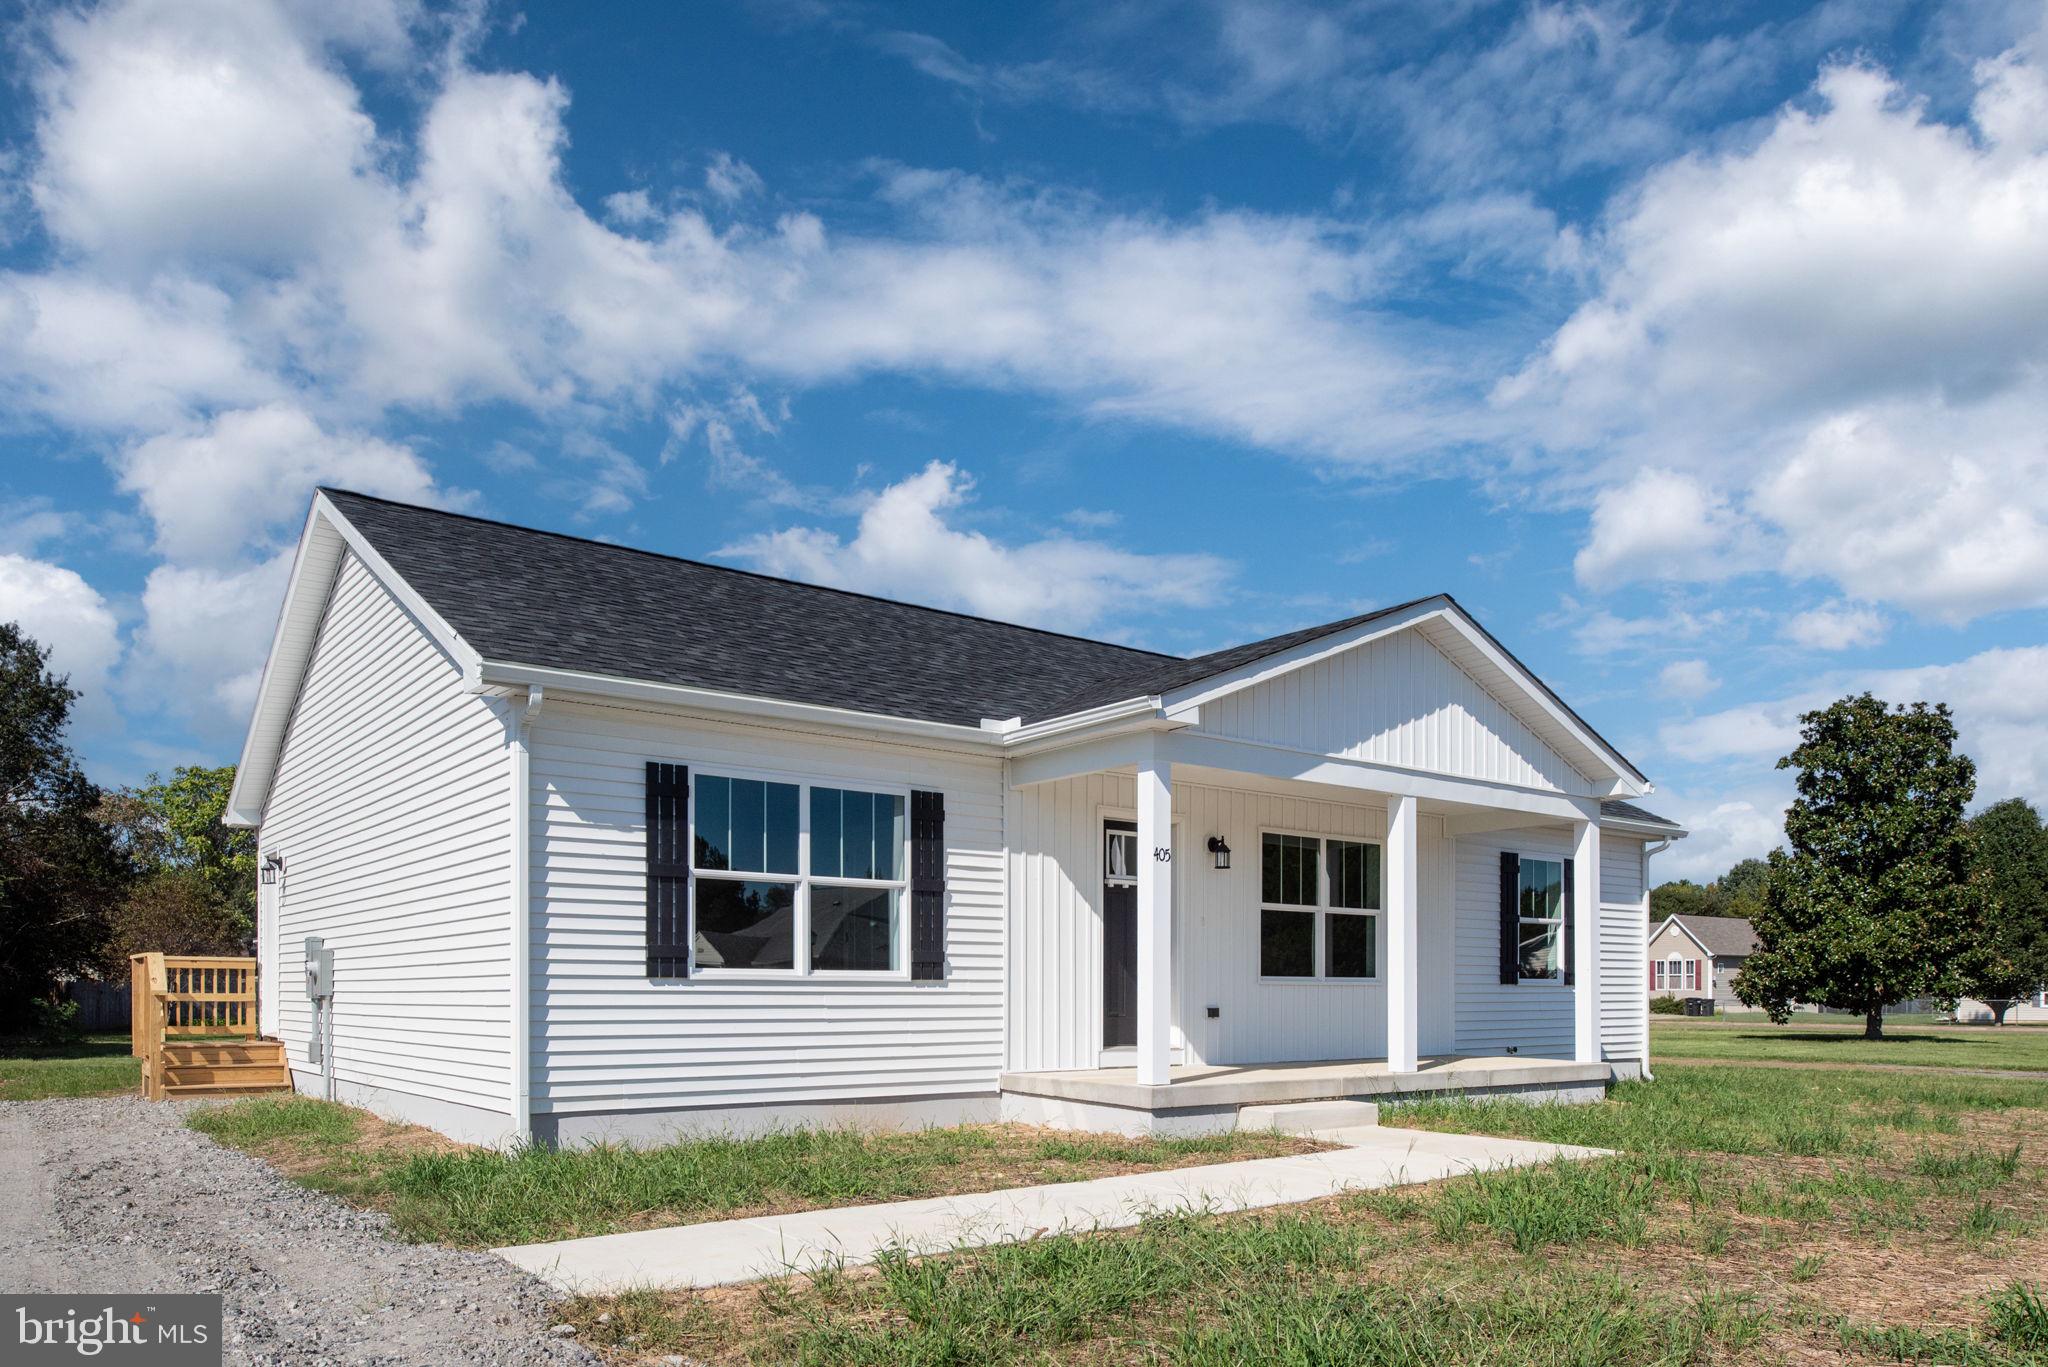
1206,836,1232,871
261,851,285,885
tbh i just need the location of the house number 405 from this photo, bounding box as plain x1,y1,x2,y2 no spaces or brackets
1153,847,1173,862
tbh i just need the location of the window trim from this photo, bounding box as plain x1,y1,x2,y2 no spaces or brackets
687,763,912,980
1513,853,1568,985
1257,827,1383,985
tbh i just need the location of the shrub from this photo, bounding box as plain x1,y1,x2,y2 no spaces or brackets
1649,994,1688,1015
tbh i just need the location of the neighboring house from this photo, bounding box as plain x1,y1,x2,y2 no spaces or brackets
226,490,1687,1146
1953,990,2048,1024
1648,914,1759,1012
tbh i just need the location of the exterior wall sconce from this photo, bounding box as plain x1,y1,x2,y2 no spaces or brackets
261,851,285,885
1206,836,1232,871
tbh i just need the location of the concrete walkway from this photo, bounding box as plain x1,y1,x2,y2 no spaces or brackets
496,1126,1609,1294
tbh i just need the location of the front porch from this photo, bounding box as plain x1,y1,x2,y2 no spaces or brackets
1000,1055,1612,1137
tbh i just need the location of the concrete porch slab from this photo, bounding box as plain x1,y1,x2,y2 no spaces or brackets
995,1057,1613,1131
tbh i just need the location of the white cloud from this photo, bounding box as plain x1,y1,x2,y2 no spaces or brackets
126,553,294,737
1513,49,2048,621
1652,790,1788,883
1656,658,1718,700
720,461,1232,633
704,152,764,205
1565,601,1731,657
0,554,124,731
1573,468,1757,588
118,404,443,566
1781,600,1886,650
1659,644,2048,806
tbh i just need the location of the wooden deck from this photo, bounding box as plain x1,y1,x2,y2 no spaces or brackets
130,953,289,1100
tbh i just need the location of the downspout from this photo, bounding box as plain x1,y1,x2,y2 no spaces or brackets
1640,838,1672,1081
507,685,543,1147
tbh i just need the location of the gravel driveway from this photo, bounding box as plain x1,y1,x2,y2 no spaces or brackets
0,1097,600,1365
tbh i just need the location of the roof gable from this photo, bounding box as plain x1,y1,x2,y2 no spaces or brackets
1188,618,1587,792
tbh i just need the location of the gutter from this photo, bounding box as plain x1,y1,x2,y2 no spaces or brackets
505,684,543,1147
1639,836,1675,1083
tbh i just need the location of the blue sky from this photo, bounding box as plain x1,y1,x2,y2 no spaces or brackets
3,0,2046,880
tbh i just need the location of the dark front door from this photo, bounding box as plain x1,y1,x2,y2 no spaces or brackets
1103,820,1138,1049
1102,882,1137,1048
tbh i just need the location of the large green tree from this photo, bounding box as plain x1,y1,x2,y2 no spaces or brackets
1963,798,2048,1024
98,765,254,967
0,623,125,1028
1649,858,1773,922
1735,694,1980,1039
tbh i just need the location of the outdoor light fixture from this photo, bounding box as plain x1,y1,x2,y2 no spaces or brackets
261,851,285,885
1206,836,1232,871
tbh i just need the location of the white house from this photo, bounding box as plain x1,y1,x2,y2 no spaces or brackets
226,490,1686,1146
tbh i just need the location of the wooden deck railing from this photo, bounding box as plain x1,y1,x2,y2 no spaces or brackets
130,953,259,1100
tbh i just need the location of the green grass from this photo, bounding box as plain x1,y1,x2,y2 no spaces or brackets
1651,1018,2048,1071
554,1064,2048,1362
0,1033,138,1099
1382,1062,2045,1156
186,1096,1317,1247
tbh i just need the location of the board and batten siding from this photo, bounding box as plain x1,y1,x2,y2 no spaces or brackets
1006,774,1458,1072
526,701,1005,1119
1191,628,1586,794
259,551,514,1134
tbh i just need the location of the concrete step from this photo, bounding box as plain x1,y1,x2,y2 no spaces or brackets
1235,1099,1380,1134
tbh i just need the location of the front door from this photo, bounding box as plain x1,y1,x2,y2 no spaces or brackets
1102,820,1138,1049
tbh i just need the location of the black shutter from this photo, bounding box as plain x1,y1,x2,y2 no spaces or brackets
1562,856,1576,987
909,789,946,981
1498,850,1520,985
646,762,691,978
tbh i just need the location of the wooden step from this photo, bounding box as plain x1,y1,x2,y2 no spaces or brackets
163,1082,290,1097
161,1063,291,1087
161,1041,286,1066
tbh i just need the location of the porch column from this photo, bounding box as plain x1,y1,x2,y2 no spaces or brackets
1573,818,1602,1064
1135,735,1174,1086
1385,793,1420,1073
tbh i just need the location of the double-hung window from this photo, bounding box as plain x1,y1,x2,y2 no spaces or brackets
690,772,906,974
1259,832,1381,980
1516,857,1566,981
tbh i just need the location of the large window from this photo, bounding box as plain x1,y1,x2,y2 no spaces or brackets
1517,857,1565,981
690,773,906,974
1259,832,1381,981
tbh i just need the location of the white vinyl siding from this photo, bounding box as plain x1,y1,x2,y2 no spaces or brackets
1599,835,1649,1062
527,701,1004,1115
1453,828,1574,1056
1192,627,1586,793
1006,774,1459,1071
260,551,513,1122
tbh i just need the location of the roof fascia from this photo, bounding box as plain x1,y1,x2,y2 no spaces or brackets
1604,816,1689,839
224,493,484,827
1661,917,1718,957
474,661,1003,750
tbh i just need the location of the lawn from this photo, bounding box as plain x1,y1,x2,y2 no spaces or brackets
553,1063,2048,1365
0,1033,139,1099
1653,1018,2048,1072
184,1098,1322,1247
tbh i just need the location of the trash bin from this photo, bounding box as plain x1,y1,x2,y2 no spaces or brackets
1685,997,1714,1017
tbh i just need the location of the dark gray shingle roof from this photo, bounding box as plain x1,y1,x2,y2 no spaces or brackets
1601,798,1682,830
321,490,1661,794
325,489,1170,728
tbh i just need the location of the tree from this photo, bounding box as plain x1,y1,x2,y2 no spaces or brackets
1718,858,1770,918
1650,879,1725,921
1964,798,2048,1025
0,623,124,1029
98,766,254,969
1734,694,1980,1039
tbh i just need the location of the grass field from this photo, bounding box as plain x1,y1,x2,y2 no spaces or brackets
184,1098,1321,1247
551,1064,2048,1365
1653,1018,2048,1072
0,1033,138,1099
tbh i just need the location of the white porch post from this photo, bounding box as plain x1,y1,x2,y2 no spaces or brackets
1135,736,1174,1086
1573,817,1602,1064
1385,793,1420,1073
